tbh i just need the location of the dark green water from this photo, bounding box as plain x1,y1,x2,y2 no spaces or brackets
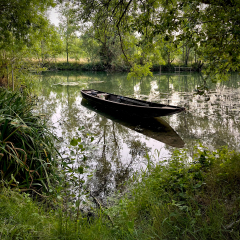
34,71,240,199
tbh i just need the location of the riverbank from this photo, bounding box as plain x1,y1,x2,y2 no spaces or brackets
1,145,239,239
45,60,202,73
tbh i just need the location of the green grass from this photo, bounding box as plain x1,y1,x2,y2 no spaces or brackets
0,188,80,239
0,88,58,191
103,146,240,239
1,145,240,239
46,61,129,72
0,187,116,240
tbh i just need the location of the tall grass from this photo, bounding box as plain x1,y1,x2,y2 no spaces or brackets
0,88,58,191
0,188,81,239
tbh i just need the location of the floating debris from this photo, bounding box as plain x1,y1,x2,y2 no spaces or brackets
135,125,143,132
88,81,104,84
53,82,79,86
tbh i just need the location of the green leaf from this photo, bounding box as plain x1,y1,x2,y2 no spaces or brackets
78,126,85,131
127,221,134,231
70,138,78,146
194,183,202,188
77,166,84,174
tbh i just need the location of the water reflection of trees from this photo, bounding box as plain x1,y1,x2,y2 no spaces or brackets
34,71,240,198
82,111,152,201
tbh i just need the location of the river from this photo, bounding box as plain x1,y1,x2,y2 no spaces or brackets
34,71,240,200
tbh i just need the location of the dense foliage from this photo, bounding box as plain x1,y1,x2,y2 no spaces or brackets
0,0,63,89
109,146,240,239
75,0,240,78
0,0,55,43
1,0,240,85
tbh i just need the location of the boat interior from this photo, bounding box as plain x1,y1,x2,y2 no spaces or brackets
84,90,151,107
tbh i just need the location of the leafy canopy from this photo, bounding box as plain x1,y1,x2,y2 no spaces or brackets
0,0,56,45
76,0,240,78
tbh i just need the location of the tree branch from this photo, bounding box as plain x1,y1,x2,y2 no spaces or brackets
116,0,133,28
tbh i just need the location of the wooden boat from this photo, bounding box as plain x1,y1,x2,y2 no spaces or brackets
81,89,185,118
81,99,185,148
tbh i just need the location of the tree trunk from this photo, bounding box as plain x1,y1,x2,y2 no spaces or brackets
7,65,9,88
41,40,44,67
185,45,190,66
182,43,185,66
11,63,14,91
67,40,69,63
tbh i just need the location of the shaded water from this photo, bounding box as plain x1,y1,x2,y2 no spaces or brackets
34,71,240,199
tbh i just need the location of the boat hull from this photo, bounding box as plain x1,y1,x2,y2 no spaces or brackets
81,89,185,118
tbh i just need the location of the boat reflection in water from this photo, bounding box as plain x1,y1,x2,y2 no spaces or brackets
81,99,185,148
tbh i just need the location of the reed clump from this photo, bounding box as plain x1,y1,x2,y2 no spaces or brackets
0,88,57,191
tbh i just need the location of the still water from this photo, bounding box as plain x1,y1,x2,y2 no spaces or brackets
34,71,240,199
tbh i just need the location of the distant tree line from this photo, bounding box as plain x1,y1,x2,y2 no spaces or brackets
1,0,239,88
